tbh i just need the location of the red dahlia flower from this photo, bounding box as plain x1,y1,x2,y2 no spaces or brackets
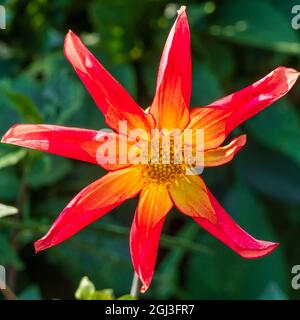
2,6,299,292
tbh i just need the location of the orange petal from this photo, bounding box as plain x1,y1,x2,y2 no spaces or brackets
149,6,190,130
130,184,172,292
169,175,217,223
187,107,228,150
35,166,145,252
204,135,247,167
64,31,154,132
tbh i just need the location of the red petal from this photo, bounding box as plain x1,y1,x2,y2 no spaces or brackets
189,67,299,148
170,175,278,258
1,124,132,171
149,6,190,130
34,166,145,252
130,184,172,292
64,31,154,132
194,190,279,258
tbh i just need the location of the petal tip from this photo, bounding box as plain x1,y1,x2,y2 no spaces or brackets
140,287,147,294
65,29,76,41
140,281,149,294
177,5,186,15
276,66,300,89
34,240,41,254
34,238,50,253
1,126,16,144
1,135,6,143
239,134,247,146
64,29,96,77
266,241,280,253
64,30,73,48
278,66,298,74
259,241,280,258
240,241,280,259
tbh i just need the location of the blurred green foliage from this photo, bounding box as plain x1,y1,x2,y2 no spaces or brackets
75,276,136,300
0,0,300,300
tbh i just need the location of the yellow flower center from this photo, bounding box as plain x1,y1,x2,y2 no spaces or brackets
140,142,186,185
142,162,185,185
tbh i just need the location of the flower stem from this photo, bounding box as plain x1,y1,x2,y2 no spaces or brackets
7,167,28,290
0,280,17,300
130,272,140,299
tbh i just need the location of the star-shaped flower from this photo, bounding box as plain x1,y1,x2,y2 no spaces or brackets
2,6,299,292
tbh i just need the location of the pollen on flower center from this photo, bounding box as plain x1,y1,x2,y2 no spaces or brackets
140,144,186,185
142,162,186,185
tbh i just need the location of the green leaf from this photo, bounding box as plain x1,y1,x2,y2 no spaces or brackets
0,95,21,136
0,234,23,269
75,276,96,300
235,143,300,204
88,0,153,61
117,294,136,300
0,203,18,218
0,149,27,170
0,167,20,201
205,0,300,54
191,61,223,106
27,155,72,188
246,100,300,165
75,276,121,300
108,63,137,99
186,4,208,28
193,40,236,83
92,289,115,300
42,70,84,124
0,84,43,123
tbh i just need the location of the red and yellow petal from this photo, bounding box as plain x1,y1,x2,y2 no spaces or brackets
187,107,228,150
130,184,173,292
64,31,154,132
188,67,299,149
169,175,217,223
170,175,278,258
35,166,145,252
149,6,190,130
1,124,134,171
204,135,246,167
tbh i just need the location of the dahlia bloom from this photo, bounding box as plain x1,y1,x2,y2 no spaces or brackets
1,6,299,292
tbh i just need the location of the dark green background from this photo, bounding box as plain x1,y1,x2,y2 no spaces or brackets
0,0,300,299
